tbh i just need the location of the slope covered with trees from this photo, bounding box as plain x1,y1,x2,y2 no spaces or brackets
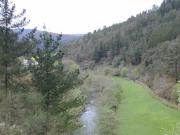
68,0,180,101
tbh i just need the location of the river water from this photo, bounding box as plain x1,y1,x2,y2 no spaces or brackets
75,100,98,135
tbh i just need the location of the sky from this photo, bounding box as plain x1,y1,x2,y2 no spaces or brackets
13,0,163,34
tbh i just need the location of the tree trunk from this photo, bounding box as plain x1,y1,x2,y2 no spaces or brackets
45,90,50,135
5,0,8,97
175,59,178,83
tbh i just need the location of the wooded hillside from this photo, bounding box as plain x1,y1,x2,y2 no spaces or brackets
67,0,180,101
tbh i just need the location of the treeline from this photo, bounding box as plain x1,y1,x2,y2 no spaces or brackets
0,0,84,135
69,0,180,82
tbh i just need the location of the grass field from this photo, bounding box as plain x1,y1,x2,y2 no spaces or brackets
115,78,180,135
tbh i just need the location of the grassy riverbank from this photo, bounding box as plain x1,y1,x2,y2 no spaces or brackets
115,78,180,135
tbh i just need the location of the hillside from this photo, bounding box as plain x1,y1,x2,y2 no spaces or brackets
69,0,180,65
67,0,180,102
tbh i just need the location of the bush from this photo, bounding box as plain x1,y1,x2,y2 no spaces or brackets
112,56,122,67
130,68,140,80
104,68,111,76
112,68,121,76
121,67,128,77
63,59,80,72
171,83,180,104
98,109,118,135
23,111,47,135
162,122,180,135
95,75,121,135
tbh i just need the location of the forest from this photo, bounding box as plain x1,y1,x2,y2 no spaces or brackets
0,0,180,135
67,0,180,102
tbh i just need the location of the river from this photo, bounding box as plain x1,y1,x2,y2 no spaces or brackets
76,100,98,135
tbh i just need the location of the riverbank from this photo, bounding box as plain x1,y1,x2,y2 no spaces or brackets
76,72,121,135
115,78,180,135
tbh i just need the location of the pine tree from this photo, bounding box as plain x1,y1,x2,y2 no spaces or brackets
166,39,180,82
31,29,63,111
31,28,64,134
0,0,34,96
93,42,105,62
31,28,84,134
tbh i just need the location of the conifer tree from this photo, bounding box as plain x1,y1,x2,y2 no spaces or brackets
31,28,84,134
0,0,34,95
31,28,64,134
31,28,63,111
166,39,180,82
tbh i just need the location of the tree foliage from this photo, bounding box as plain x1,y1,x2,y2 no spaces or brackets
31,29,85,134
69,0,180,82
0,0,35,95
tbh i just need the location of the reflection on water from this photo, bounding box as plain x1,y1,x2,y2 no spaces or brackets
75,101,98,135
81,105,97,135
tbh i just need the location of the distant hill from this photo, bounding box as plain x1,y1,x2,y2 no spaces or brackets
70,0,180,65
20,29,83,42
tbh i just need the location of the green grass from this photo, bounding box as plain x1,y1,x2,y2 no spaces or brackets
114,78,180,135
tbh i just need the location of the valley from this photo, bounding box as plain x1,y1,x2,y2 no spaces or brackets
0,0,180,134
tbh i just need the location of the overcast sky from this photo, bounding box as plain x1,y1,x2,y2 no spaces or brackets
13,0,163,34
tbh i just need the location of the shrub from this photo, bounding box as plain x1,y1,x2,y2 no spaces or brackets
95,75,121,135
121,67,128,77
161,122,180,135
112,68,121,76
171,83,180,104
112,56,122,67
23,111,47,135
104,68,111,76
98,109,118,135
63,59,80,72
130,68,140,80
